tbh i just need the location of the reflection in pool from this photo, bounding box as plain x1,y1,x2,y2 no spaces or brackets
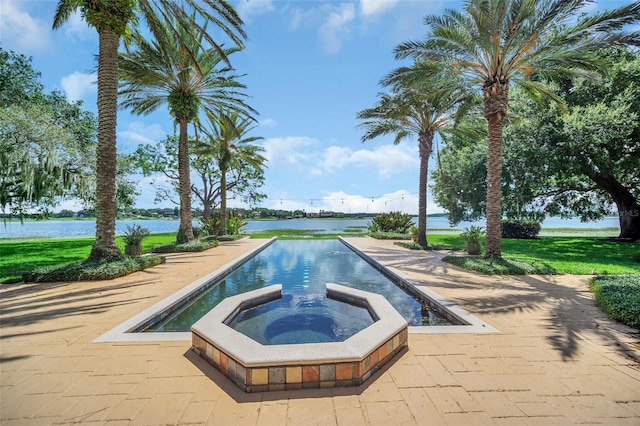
145,239,452,332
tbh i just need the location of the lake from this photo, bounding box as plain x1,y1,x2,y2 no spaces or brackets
0,216,620,240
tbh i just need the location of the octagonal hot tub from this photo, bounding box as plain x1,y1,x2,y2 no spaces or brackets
191,283,408,392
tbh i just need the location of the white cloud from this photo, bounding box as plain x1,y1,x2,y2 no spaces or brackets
259,118,278,127
236,0,274,22
62,10,93,40
319,3,356,53
0,1,51,52
261,136,318,166
321,144,418,178
60,72,96,102
359,0,399,16
118,121,167,148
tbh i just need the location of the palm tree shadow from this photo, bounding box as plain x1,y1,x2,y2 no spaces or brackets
359,243,640,363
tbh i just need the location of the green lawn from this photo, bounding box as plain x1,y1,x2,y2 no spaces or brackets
1,232,638,283
0,233,176,283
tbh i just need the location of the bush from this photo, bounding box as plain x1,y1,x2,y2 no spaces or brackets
23,255,165,282
369,211,415,233
590,274,640,329
226,213,248,235
122,224,150,245
501,219,541,239
151,240,219,253
442,255,557,275
369,232,412,240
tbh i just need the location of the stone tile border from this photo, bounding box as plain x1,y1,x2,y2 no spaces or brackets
93,237,277,342
339,237,499,334
191,283,408,392
95,236,497,343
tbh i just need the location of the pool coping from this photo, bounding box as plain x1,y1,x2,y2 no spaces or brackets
191,283,409,392
93,237,278,343
94,236,497,343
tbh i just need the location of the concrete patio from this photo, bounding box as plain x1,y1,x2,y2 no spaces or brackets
1,236,639,425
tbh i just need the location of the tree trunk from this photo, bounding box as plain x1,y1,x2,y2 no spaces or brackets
90,29,121,260
591,173,640,241
177,117,194,243
219,165,227,236
483,79,509,258
417,131,434,248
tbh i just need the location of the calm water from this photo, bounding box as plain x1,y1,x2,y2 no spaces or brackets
229,293,375,345
148,240,451,332
0,216,620,239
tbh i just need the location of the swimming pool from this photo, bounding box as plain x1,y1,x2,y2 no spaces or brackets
143,239,452,332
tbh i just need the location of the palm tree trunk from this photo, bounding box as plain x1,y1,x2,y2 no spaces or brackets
485,119,503,258
177,117,194,243
483,81,508,258
90,29,121,259
219,165,227,236
418,132,433,248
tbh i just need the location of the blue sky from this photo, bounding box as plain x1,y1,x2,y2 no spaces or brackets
0,0,631,214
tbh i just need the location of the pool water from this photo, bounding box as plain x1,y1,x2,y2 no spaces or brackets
147,240,451,332
227,293,375,345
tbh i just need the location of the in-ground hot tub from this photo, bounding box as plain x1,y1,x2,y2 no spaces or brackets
191,283,408,392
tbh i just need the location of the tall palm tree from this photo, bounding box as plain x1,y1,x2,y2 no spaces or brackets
395,0,640,258
53,0,245,257
357,62,476,248
119,18,254,243
196,109,265,235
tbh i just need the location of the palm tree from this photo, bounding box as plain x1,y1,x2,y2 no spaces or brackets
357,62,476,248
196,109,265,235
119,18,254,243
53,0,246,257
395,0,640,258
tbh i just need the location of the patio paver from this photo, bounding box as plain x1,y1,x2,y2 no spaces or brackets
1,236,639,425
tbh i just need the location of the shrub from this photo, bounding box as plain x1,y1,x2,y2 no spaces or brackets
151,240,218,253
23,255,165,282
442,255,557,275
369,211,415,233
590,274,640,329
199,214,220,236
460,225,484,243
226,213,248,235
501,219,541,239
122,224,150,245
369,232,412,240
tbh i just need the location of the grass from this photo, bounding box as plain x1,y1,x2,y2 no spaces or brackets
1,230,638,283
0,233,176,284
387,234,638,275
245,228,349,239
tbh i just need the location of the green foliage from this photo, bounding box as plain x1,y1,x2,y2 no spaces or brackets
22,255,165,283
369,211,415,233
122,224,150,245
216,235,238,242
368,232,412,240
394,241,459,251
442,255,557,275
460,225,484,243
151,240,218,253
590,275,640,329
226,213,247,235
432,47,640,233
0,48,97,215
501,220,541,239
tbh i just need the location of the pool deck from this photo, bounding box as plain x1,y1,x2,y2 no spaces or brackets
1,236,639,425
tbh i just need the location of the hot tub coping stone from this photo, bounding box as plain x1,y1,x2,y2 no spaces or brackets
191,283,408,367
